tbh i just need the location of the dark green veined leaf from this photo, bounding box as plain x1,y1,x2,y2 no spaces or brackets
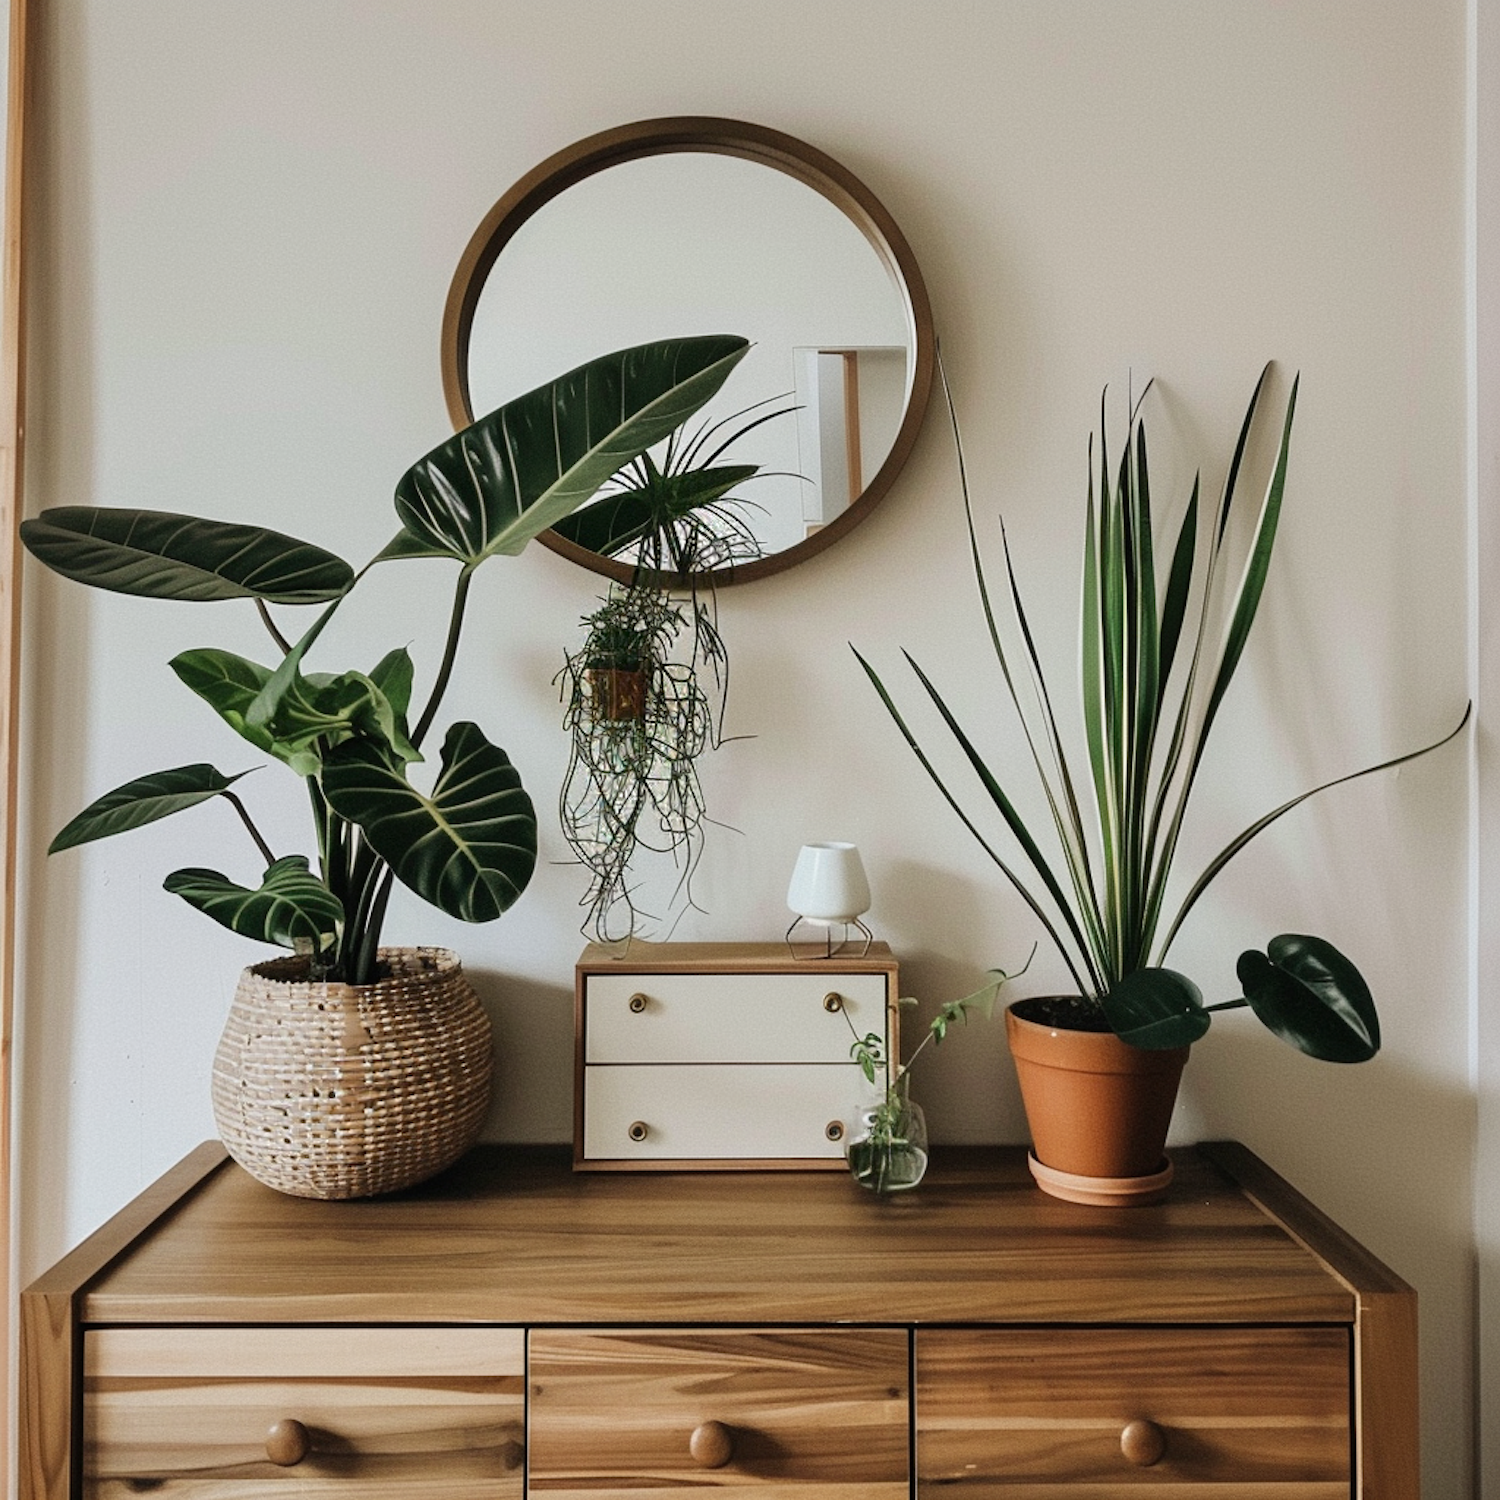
320,721,536,923
163,855,344,952
171,649,280,756
368,648,415,721
172,647,419,775
553,463,759,557
20,508,353,603
1101,967,1212,1049
1236,934,1379,1062
49,764,250,854
382,336,749,566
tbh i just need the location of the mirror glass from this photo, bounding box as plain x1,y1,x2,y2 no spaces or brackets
443,121,933,584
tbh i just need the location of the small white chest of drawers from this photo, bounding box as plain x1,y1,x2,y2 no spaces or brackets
573,940,900,1170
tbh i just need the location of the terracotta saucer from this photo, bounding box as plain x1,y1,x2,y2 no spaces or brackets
1027,1152,1174,1206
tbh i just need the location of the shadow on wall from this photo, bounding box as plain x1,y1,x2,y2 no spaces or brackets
881,856,1029,1146
468,967,576,1143
1181,1027,1476,1499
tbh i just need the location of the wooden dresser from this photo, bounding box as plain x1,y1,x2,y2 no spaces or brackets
19,1141,1416,1497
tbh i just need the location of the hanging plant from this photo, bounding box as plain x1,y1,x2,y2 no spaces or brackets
554,398,793,941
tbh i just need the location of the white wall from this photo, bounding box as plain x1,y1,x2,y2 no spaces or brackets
16,4,1474,1493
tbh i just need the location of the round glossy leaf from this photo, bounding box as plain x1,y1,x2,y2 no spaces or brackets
1236,934,1380,1063
1101,967,1212,1050
21,508,354,603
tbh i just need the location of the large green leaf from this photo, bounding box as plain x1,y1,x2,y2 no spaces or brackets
552,463,759,558
172,647,419,776
320,720,536,922
1236,933,1380,1062
171,649,280,755
20,509,354,603
163,855,344,952
1101,967,1212,1049
382,336,750,566
49,763,249,854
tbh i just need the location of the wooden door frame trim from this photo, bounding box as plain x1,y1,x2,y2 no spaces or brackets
3,0,33,1477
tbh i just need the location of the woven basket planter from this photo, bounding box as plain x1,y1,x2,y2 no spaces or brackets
212,946,493,1200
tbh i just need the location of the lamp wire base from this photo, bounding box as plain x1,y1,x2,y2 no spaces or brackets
784,915,873,960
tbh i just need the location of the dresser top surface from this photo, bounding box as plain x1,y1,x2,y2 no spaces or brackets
59,1143,1382,1327
575,939,898,973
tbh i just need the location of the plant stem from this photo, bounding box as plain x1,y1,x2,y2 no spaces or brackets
411,565,474,750
256,599,294,655
221,791,275,867
350,869,396,986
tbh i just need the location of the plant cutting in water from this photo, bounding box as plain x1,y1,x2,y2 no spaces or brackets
857,363,1468,1057
23,336,751,985
842,947,1033,1192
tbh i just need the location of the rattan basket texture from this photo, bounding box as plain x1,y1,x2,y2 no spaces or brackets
212,946,493,1200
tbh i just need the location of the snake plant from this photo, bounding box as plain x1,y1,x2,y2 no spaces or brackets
23,335,750,985
858,365,1467,1059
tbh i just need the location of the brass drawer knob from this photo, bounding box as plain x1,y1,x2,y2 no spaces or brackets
628,992,649,1013
265,1417,311,1466
628,1120,649,1142
825,1120,845,1142
689,1418,735,1468
1120,1417,1167,1467
822,992,844,1013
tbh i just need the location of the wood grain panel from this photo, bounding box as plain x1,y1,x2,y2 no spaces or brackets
917,1326,1350,1494
83,1326,524,1497
528,1328,909,1495
76,1147,1355,1328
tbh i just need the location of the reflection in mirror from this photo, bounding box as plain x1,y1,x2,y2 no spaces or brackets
443,119,933,584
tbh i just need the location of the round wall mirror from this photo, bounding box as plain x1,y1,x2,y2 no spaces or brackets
441,117,934,585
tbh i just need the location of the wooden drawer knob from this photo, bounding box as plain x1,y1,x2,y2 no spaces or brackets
265,1417,311,1466
1120,1417,1167,1467
689,1418,735,1468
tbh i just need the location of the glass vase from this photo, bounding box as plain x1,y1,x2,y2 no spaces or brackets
845,1079,929,1193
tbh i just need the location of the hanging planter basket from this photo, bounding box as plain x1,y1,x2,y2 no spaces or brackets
212,946,493,1200
586,665,649,722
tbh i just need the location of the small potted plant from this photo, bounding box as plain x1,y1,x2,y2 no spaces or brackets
23,334,750,1198
858,364,1467,1204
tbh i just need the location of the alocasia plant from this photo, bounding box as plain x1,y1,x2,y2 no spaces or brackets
24,335,750,985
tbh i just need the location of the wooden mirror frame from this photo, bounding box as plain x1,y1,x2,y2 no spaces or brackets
440,116,935,586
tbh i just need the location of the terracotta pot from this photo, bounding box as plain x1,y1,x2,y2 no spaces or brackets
1005,998,1188,1201
587,666,648,721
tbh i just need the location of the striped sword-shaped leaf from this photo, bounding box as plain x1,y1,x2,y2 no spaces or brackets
163,855,344,952
320,721,536,923
381,336,749,566
20,508,354,603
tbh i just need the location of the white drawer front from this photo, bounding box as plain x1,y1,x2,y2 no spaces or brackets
583,1063,871,1160
585,971,888,1063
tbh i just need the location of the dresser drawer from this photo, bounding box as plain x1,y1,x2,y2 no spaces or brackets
582,1062,868,1161
83,1326,524,1496
584,970,889,1063
528,1328,910,1495
916,1326,1350,1495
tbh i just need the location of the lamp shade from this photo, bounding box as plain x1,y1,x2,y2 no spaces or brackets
786,842,871,925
